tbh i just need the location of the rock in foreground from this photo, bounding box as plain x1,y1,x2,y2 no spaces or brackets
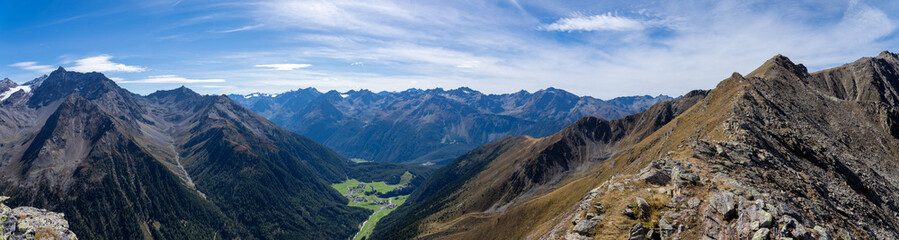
1,196,77,240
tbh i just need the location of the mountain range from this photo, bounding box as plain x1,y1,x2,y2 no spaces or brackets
370,51,899,239
229,87,672,165
3,51,898,240
0,68,428,239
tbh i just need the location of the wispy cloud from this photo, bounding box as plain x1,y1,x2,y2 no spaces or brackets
9,62,55,73
254,64,312,70
69,55,146,72
200,85,235,89
540,13,645,32
212,24,264,33
6,0,896,98
118,75,225,83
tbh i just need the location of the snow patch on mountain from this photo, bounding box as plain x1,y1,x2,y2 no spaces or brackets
0,85,31,101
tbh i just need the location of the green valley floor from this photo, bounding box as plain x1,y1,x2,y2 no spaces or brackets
332,172,413,240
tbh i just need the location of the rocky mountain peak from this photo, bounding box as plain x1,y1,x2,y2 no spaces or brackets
27,69,124,108
0,78,15,90
147,85,201,102
23,75,47,87
747,54,809,79
877,50,897,59
875,50,899,65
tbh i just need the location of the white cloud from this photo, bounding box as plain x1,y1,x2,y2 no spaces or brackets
161,0,897,99
108,77,124,81
213,24,264,33
254,64,312,70
540,13,645,32
258,0,416,36
200,85,235,89
118,75,225,83
68,55,146,72
9,62,55,73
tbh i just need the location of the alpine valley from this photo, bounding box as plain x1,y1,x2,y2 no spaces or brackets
0,68,431,239
2,51,899,240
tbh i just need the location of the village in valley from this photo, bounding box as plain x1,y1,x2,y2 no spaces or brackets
344,182,406,210
331,172,414,240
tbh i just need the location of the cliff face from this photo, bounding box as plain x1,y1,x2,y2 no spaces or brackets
1,196,77,240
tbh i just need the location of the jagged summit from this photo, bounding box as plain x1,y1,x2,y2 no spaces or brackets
27,67,125,108
747,54,809,79
147,85,202,101
0,78,15,89
23,75,47,87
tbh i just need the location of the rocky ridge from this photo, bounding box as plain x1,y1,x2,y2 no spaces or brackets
548,52,899,239
1,196,77,240
371,51,899,240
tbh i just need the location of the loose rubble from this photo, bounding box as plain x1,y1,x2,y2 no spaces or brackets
1,196,77,240
550,158,847,240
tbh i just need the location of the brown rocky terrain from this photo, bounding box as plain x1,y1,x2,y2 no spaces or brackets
1,196,77,240
372,51,899,240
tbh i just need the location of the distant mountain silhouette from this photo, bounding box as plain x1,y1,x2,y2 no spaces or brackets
230,87,673,164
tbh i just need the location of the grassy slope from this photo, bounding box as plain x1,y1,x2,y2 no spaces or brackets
355,196,407,240
371,90,713,239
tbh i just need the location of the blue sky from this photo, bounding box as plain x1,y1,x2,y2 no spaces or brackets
1,0,897,98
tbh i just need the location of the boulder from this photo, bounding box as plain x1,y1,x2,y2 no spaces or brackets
572,220,597,235
635,197,651,219
629,223,649,240
565,233,592,240
687,197,701,208
678,172,700,185
638,169,671,185
709,191,737,220
623,208,636,219
758,210,773,228
814,226,831,240
752,228,770,240
593,203,604,214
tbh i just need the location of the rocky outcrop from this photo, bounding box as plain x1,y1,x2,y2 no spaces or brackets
550,156,852,240
1,196,77,240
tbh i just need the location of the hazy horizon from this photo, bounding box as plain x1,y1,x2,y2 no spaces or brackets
3,0,898,98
